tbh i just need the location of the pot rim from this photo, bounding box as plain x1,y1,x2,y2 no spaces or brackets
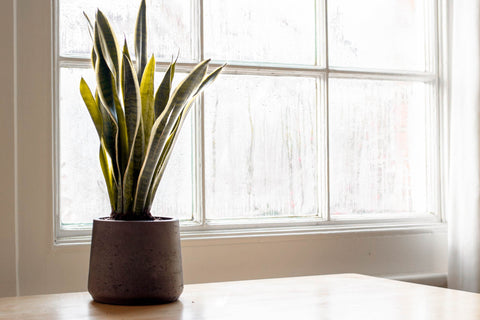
94,217,179,223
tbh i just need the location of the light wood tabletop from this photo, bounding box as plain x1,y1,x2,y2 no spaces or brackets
1,273,479,320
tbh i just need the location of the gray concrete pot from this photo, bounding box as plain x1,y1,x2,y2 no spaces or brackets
88,217,183,305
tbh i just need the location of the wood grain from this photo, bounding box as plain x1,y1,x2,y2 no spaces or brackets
1,274,479,320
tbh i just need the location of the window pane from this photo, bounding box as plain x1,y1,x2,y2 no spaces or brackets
59,0,194,61
204,75,319,219
328,0,429,71
329,78,428,215
204,0,316,65
59,67,193,225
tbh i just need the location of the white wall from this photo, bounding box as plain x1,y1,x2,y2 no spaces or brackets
0,0,17,298
0,0,448,297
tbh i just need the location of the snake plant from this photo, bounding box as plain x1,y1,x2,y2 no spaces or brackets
80,0,224,220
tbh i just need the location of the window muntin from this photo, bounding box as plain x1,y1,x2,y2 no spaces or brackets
56,0,439,232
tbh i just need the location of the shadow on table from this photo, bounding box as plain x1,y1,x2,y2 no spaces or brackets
88,299,185,319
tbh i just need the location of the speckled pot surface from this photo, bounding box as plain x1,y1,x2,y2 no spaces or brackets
88,217,183,305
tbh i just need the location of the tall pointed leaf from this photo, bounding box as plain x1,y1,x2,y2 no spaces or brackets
113,86,129,182
145,114,182,211
95,11,120,80
83,12,94,31
140,55,156,145
99,138,117,211
123,121,145,213
133,59,210,213
80,78,103,139
97,92,120,191
134,0,147,82
95,53,124,211
121,54,144,213
194,64,226,96
95,45,118,121
122,38,131,61
83,13,97,68
145,65,225,209
122,54,141,148
154,61,175,120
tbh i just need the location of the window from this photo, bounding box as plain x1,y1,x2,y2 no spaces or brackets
56,0,442,238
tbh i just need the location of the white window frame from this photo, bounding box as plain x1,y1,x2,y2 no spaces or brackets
8,0,449,295
53,0,448,244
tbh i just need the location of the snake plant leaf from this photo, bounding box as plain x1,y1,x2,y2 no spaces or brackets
122,38,131,62
91,48,97,70
133,59,210,213
146,65,224,209
81,1,224,217
91,23,129,181
194,64,226,96
134,0,147,82
97,91,120,190
121,53,144,213
113,87,129,182
95,11,120,81
94,32,129,179
154,60,176,120
95,52,126,204
120,39,131,116
83,11,94,31
95,44,118,121
80,78,103,139
83,13,97,69
140,55,156,146
99,138,117,211
122,53,141,150
145,110,183,211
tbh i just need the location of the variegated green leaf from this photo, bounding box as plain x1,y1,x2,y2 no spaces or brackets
123,121,145,213
120,39,130,111
134,0,147,82
145,113,182,211
79,78,102,139
145,65,224,209
99,138,117,211
95,51,125,210
113,86,129,186
122,54,141,148
122,38,131,62
133,59,210,213
83,11,94,32
95,43,118,121
194,64,226,96
140,55,156,146
121,53,144,213
95,11,120,80
97,92,120,191
154,61,175,120
91,48,97,70
83,12,97,68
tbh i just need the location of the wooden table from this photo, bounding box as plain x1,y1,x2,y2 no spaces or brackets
1,274,479,319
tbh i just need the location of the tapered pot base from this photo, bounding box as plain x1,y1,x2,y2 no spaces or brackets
88,217,183,305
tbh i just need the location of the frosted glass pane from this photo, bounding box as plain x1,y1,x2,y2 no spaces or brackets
204,75,318,219
59,0,193,61
59,67,193,225
329,78,427,215
328,0,429,71
204,0,316,65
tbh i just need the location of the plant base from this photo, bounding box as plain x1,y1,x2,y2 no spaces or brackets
88,217,183,305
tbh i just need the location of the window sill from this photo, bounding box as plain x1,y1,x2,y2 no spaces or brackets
55,215,445,246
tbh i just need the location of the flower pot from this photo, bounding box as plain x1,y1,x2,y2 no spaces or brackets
88,217,183,305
